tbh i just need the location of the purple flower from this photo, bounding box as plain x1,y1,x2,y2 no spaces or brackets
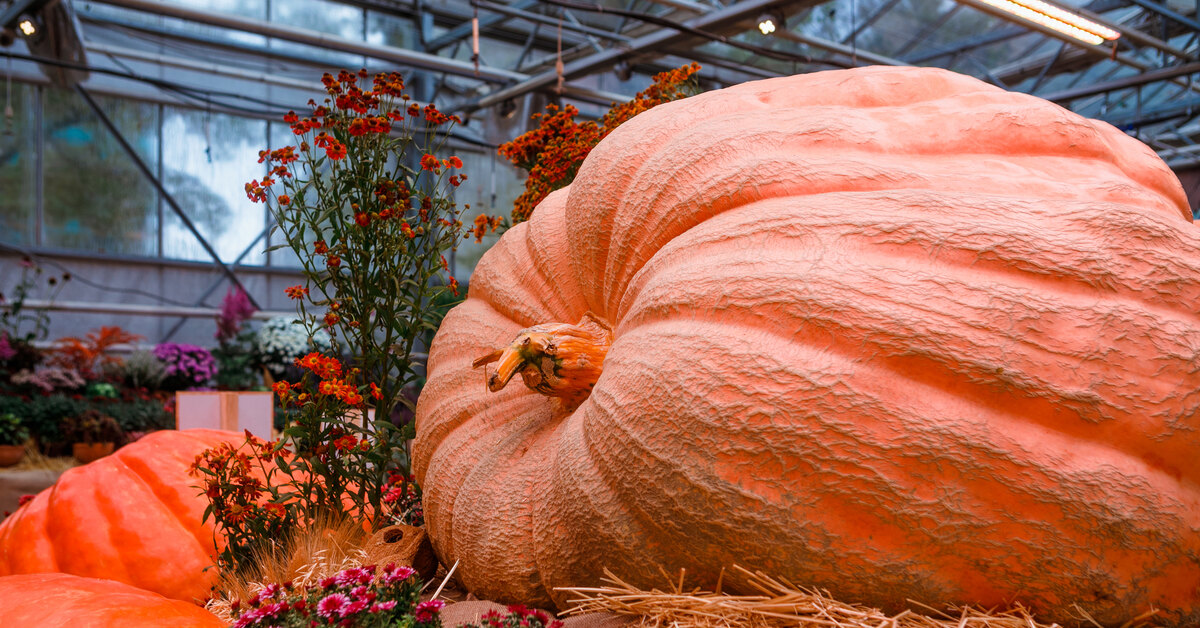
216,287,257,342
154,343,217,387
317,593,350,619
0,333,16,361
414,599,445,623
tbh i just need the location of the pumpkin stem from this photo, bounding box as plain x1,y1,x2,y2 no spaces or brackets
473,312,613,407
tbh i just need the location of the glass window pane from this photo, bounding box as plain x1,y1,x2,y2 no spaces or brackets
367,11,416,48
42,89,159,256
450,149,525,281
161,106,267,264
0,83,36,246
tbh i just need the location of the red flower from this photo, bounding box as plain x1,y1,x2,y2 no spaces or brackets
448,175,461,187
407,103,420,117
348,118,368,136
284,285,308,300
370,383,382,400
355,212,370,227
325,140,347,160
448,276,459,296
277,194,290,205
444,155,463,169
325,312,340,327
399,222,415,239
313,240,328,254
326,254,341,269
420,154,439,171
283,111,299,123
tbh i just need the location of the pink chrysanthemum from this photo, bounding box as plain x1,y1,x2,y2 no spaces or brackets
317,593,350,619
414,599,445,622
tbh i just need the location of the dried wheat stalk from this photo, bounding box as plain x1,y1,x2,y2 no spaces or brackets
558,566,1162,628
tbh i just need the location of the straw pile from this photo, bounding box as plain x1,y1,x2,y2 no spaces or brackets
205,513,369,623
4,442,76,473
558,566,1163,628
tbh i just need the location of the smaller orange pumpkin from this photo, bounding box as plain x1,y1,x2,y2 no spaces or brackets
0,573,225,627
0,429,250,602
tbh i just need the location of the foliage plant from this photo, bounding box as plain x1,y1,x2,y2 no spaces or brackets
0,256,69,345
204,68,498,574
120,350,167,390
255,315,331,380
50,326,143,379
0,413,30,446
227,563,442,628
10,365,86,393
154,343,218,391
61,408,123,444
497,62,701,223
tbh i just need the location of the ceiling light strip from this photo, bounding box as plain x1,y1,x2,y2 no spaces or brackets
975,0,1120,45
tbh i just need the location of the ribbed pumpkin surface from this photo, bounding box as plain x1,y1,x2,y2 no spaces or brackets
0,573,225,627
414,67,1200,626
0,429,244,603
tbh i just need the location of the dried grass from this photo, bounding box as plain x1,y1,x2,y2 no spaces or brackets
558,566,1163,628
205,512,369,623
1,442,76,473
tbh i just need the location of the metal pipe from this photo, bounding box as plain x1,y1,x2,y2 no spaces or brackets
16,299,291,320
774,29,906,66
91,0,525,83
471,0,786,111
1041,61,1200,101
475,1,632,42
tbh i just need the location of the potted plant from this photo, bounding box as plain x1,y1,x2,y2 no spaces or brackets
62,409,123,463
0,413,30,467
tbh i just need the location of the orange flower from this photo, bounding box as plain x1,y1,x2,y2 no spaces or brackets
324,311,340,327
420,154,439,171
326,254,341,269
284,285,308,300
325,140,347,160
272,380,291,402
277,194,290,205
444,156,463,169
348,118,368,137
370,382,383,400
313,240,328,254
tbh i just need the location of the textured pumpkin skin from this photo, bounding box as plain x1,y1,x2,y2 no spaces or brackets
414,67,1200,626
0,573,225,627
0,429,246,603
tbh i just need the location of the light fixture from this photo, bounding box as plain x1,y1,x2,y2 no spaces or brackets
976,0,1119,45
16,16,37,38
757,11,783,35
615,60,633,82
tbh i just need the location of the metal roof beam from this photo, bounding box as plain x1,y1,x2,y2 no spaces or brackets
774,29,907,66
1041,61,1200,101
92,0,524,83
424,0,539,52
469,0,799,112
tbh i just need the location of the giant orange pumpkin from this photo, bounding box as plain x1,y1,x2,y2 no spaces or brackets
0,429,245,603
413,66,1200,626
0,573,225,627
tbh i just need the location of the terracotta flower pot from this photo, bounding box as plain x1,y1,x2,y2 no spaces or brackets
72,442,115,464
0,444,24,467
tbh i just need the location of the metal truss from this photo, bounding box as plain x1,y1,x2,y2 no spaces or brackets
15,0,1200,168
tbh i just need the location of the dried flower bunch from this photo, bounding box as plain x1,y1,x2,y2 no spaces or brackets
498,62,701,223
